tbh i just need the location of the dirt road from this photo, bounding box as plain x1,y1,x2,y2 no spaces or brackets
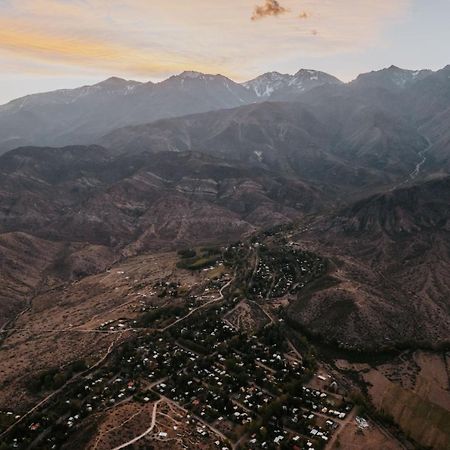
110,400,161,450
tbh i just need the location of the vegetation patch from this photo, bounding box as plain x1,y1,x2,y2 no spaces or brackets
176,246,222,270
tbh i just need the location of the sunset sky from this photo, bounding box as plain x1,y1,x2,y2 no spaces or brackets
1,0,449,104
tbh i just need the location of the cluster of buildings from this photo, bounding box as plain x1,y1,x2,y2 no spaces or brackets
2,239,352,450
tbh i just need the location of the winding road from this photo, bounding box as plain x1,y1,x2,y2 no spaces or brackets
110,400,161,450
159,278,233,332
0,276,234,443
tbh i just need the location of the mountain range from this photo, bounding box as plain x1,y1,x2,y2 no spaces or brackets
0,64,450,450
0,64,449,351
2,64,447,156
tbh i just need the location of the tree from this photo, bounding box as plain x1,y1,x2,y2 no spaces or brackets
52,372,66,388
178,248,196,258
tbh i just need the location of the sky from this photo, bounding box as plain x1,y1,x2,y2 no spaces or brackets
0,0,449,104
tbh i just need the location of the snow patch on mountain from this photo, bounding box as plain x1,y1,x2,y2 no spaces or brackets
242,69,342,99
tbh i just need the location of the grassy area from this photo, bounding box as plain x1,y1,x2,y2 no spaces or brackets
380,383,450,449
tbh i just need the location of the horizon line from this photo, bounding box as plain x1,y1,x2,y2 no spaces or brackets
2,63,447,106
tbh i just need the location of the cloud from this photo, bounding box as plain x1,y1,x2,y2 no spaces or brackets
299,11,309,19
251,0,288,21
0,18,226,78
0,0,412,83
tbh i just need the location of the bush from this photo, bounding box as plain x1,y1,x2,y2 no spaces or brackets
200,246,221,256
178,248,196,259
176,254,219,271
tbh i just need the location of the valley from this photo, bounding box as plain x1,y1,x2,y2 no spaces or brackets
0,237,418,450
0,63,449,450
0,226,448,450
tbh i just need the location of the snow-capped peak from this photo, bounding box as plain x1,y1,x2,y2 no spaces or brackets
179,71,206,79
242,69,341,98
293,69,341,84
242,72,291,98
174,71,227,82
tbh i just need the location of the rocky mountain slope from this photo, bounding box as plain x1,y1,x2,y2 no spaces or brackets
0,72,255,153
242,69,342,100
3,141,447,351
0,63,449,351
0,144,333,325
0,64,449,450
288,176,450,351
0,67,341,154
0,145,329,245
351,65,432,91
101,99,428,195
2,64,438,155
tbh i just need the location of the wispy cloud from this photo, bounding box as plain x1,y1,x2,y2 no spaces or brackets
0,0,411,82
0,26,182,76
251,0,288,21
299,11,309,19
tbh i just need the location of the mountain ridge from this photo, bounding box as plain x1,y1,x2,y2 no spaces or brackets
0,64,440,155
288,175,450,351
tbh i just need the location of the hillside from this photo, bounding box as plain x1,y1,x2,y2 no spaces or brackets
288,176,450,351
0,64,449,450
0,68,341,154
0,144,331,325
101,100,428,196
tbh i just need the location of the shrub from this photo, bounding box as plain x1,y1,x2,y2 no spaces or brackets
177,248,196,259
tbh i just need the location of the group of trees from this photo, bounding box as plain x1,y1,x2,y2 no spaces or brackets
137,305,187,327
28,360,87,393
176,246,222,270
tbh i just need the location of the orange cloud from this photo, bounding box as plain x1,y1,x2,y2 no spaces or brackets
251,0,288,21
0,19,226,77
299,11,310,19
0,0,412,82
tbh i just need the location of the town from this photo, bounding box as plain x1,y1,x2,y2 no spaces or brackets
0,235,359,450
